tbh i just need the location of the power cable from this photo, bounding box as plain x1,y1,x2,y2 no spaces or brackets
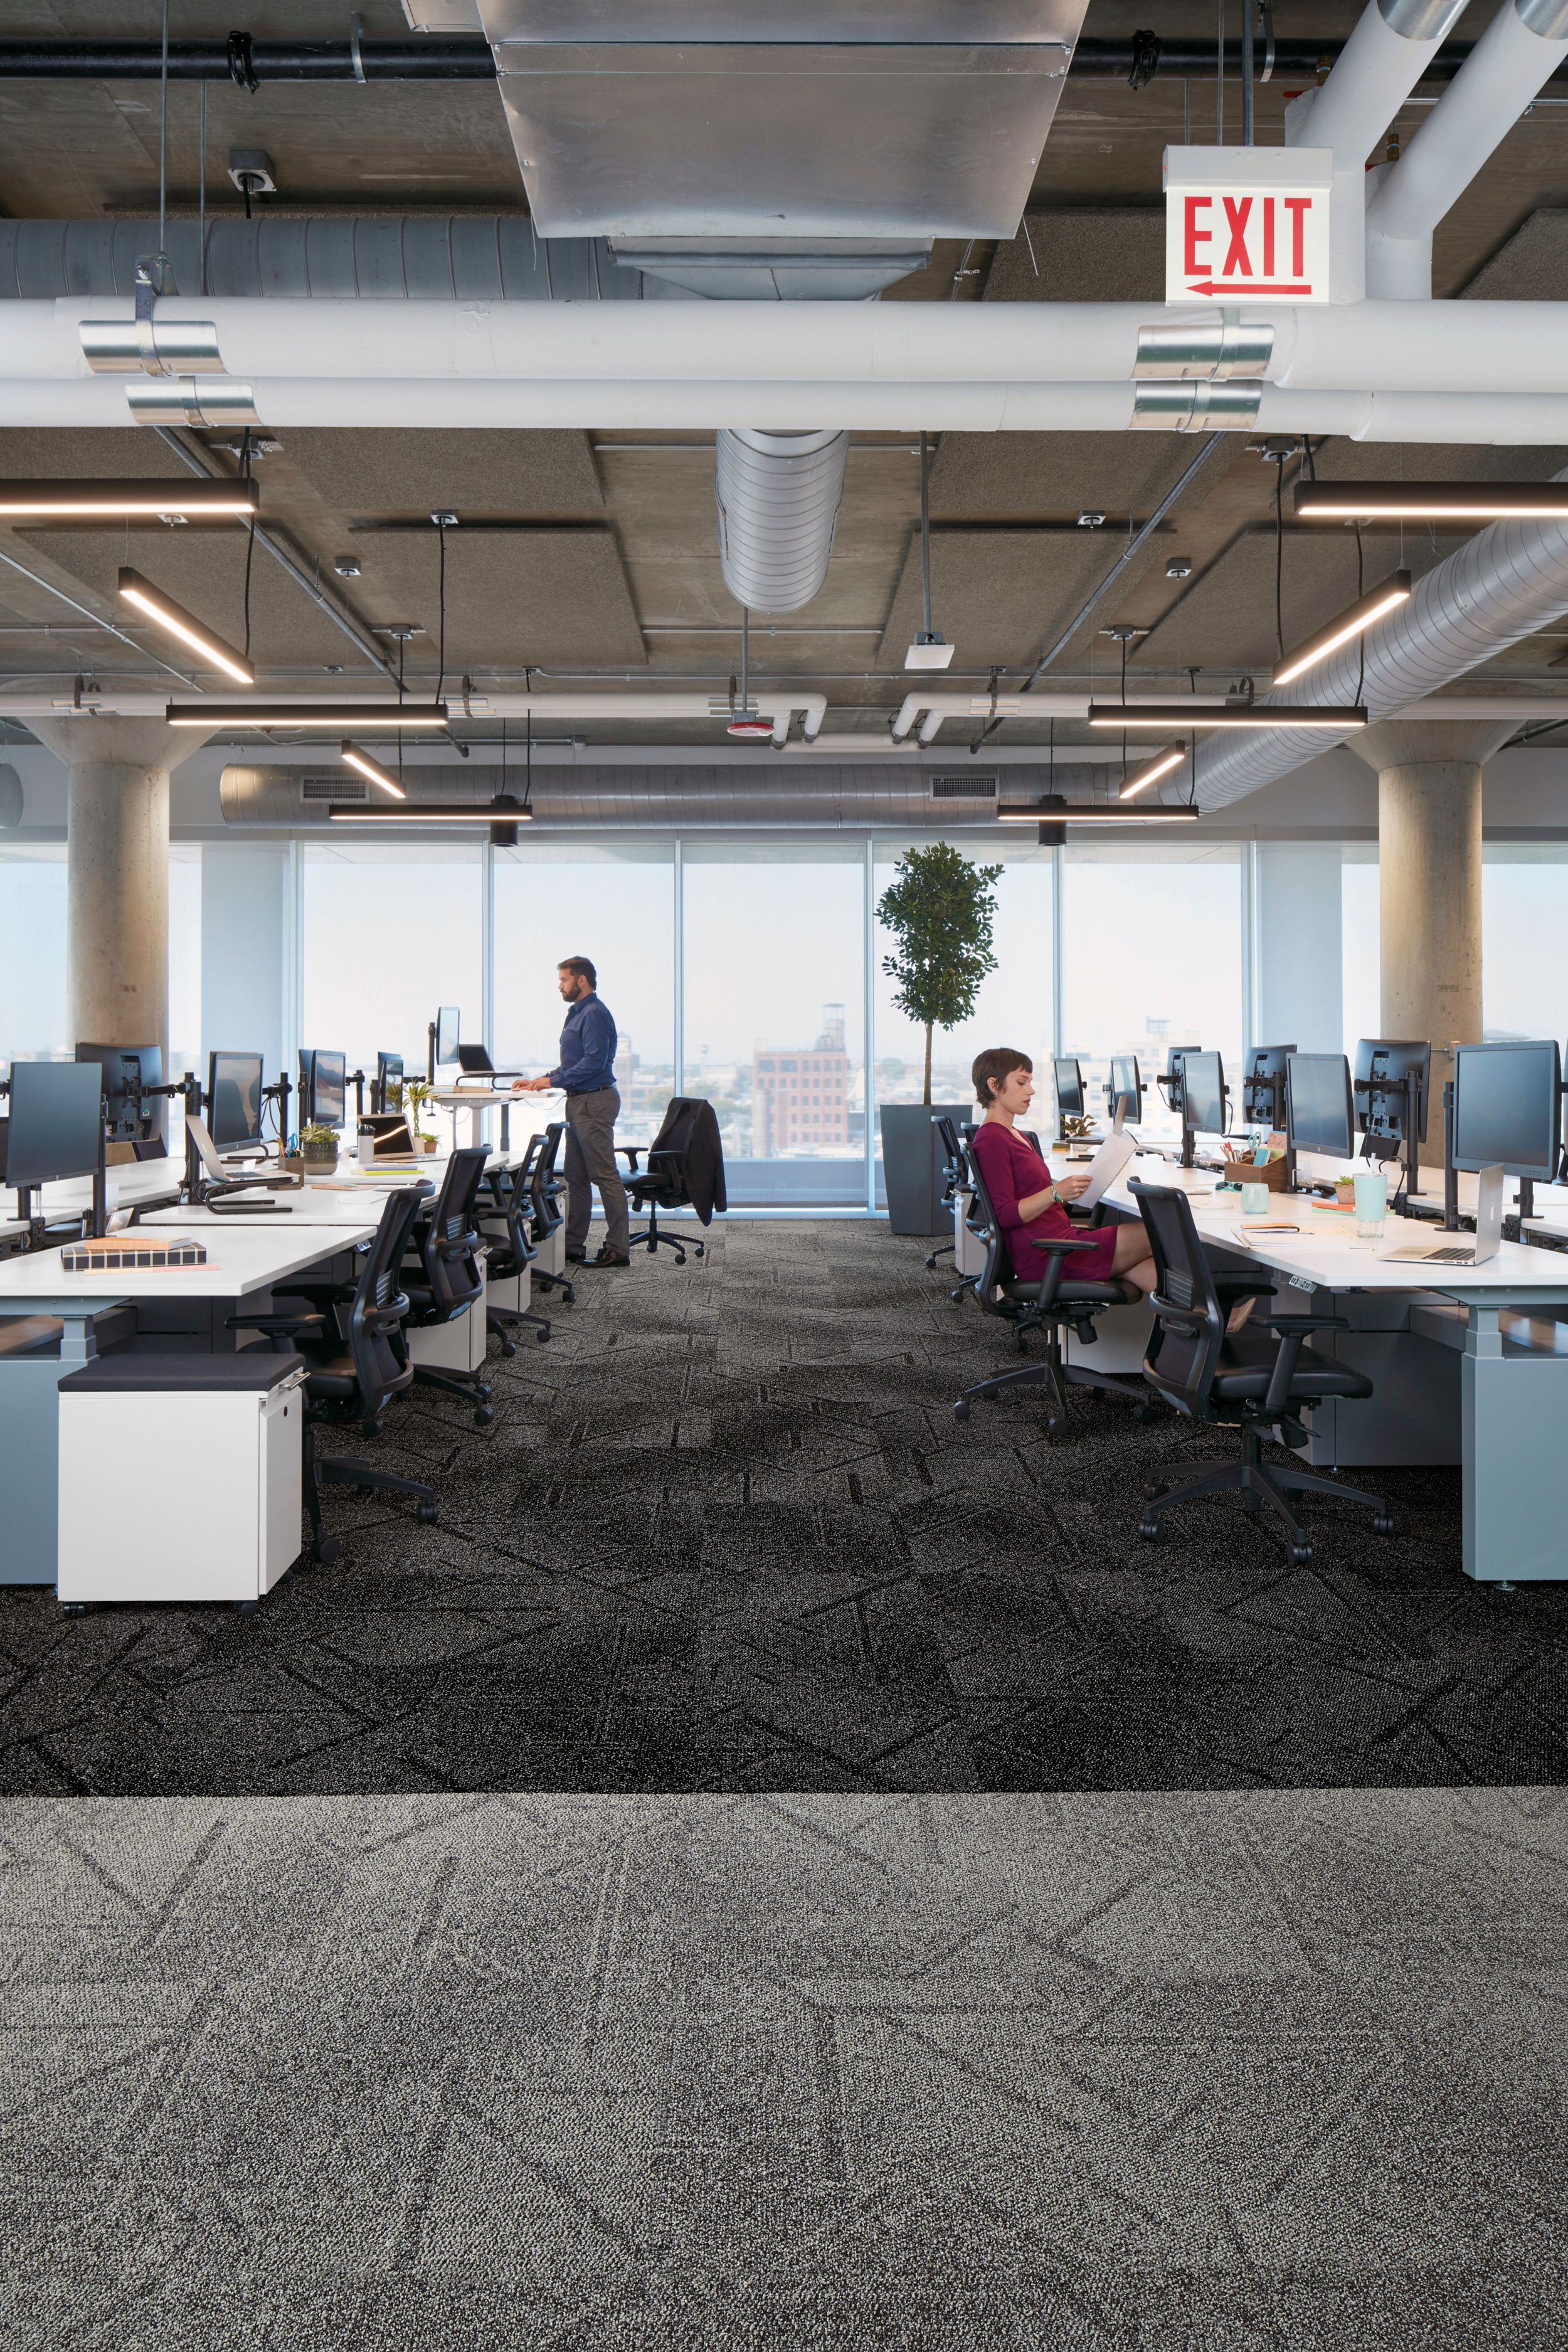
435,517,448,706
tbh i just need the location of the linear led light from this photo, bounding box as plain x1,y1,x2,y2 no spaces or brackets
0,477,260,519
117,567,253,686
327,802,533,824
339,741,406,800
1118,744,1187,802
1295,482,1568,521
165,700,450,727
1272,571,1411,686
1088,701,1367,730
996,799,1199,825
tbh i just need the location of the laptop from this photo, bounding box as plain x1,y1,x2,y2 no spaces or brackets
186,1114,302,1193
454,1043,521,1084
1380,1165,1504,1266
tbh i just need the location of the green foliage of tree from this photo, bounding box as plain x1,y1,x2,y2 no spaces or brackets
876,842,1004,1104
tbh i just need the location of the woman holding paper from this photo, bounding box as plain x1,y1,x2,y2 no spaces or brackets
969,1049,1158,1296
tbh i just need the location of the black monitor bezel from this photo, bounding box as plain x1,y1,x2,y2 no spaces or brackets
207,1049,265,1150
1179,1049,1227,1137
1108,1052,1143,1119
1052,1057,1085,1119
1285,1051,1355,1160
5,1059,105,1186
435,1005,461,1066
1450,1038,1562,1181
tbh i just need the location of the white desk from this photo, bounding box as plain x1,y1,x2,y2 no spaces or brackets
142,1194,388,1234
1098,1156,1568,1584
1,1157,183,1245
427,1086,565,1155
0,1221,362,1588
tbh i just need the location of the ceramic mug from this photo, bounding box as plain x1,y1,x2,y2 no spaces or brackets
1353,1168,1388,1237
1240,1183,1269,1214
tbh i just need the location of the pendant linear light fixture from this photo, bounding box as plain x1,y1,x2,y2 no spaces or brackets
1296,483,1568,521
1271,569,1411,687
327,801,533,825
996,795,1199,826
116,566,254,685
165,700,450,727
339,741,406,800
1087,699,1367,729
1118,743,1188,801
0,479,260,520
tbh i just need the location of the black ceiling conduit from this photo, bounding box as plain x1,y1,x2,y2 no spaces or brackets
0,33,1557,90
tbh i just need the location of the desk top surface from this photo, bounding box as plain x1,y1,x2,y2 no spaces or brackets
142,1194,386,1234
0,1220,351,1303
1104,1157,1568,1299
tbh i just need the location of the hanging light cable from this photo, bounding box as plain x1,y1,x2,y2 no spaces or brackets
906,428,955,670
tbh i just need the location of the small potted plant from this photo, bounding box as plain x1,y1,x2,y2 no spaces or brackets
403,1078,438,1155
300,1120,339,1174
1334,1168,1358,1207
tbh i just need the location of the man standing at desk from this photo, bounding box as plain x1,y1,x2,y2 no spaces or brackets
514,955,630,1268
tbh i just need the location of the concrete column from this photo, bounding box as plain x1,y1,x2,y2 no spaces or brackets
26,718,214,1057
1350,719,1513,1164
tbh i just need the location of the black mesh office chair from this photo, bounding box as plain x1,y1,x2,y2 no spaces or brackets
924,1115,965,1274
400,1145,495,1426
228,1183,437,1565
479,1145,552,1353
1130,1177,1394,1564
526,1120,575,1302
618,1096,724,1264
952,1133,1150,1438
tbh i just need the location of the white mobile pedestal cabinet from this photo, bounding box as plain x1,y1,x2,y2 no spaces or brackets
56,1350,306,1608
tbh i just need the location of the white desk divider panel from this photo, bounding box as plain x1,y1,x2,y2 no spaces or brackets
56,1353,305,1608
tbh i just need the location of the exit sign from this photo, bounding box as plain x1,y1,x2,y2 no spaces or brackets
1163,147,1333,305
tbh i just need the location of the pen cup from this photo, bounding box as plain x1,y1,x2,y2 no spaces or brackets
1239,1183,1269,1215
1353,1168,1387,1238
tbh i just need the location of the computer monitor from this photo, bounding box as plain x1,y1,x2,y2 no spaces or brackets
1355,1038,1431,1148
1052,1058,1085,1120
208,1051,265,1150
1180,1051,1226,1138
298,1048,347,1130
1286,1052,1355,1160
435,1006,461,1067
1108,1053,1142,1122
1451,1040,1562,1180
1241,1044,1294,1126
4,1059,104,1187
374,1051,403,1115
75,1043,162,1142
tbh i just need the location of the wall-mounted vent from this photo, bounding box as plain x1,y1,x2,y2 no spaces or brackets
300,773,368,802
928,773,998,799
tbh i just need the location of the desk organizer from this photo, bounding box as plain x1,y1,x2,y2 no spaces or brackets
59,1237,208,1271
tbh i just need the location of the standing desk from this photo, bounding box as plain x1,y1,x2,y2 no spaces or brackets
0,1221,379,1587
1096,1157,1568,1585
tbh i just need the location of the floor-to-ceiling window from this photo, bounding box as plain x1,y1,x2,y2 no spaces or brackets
1484,844,1568,1041
1342,846,1380,1055
167,845,202,1082
493,841,675,1143
0,845,67,1065
872,841,1054,1183
1061,840,1244,1140
682,841,867,1205
300,842,484,1110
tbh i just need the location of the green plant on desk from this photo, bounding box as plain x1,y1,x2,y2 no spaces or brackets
402,1079,437,1153
300,1121,339,1168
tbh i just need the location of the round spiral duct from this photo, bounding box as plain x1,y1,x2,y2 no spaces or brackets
715,427,849,613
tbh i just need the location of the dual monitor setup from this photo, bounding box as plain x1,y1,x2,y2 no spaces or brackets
1053,1036,1565,1222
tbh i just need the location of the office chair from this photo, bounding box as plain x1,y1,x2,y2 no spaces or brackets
228,1184,437,1565
951,1134,1152,1439
399,1144,495,1427
479,1145,552,1353
618,1097,724,1265
924,1115,964,1275
526,1120,576,1302
1130,1178,1394,1565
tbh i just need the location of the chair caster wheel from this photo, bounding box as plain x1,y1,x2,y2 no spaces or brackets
924,1253,938,1271
474,1405,494,1427
234,1600,258,1616
694,1242,706,1257
562,1285,576,1305
416,1501,438,1525
314,1536,342,1565
59,1601,90,1617
1045,1415,1069,1441
499,1338,517,1359
1374,1513,1396,1537
535,1327,551,1343
953,1398,971,1422
1289,1542,1313,1566
1138,1520,1162,1544
1133,1403,1158,1424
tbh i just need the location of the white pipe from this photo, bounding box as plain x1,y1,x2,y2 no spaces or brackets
1300,0,1473,168
0,687,830,746
1367,0,1568,297
891,691,1091,744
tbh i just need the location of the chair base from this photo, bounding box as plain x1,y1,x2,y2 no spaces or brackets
304,1432,438,1564
925,1241,955,1271
627,1198,705,1266
1138,1426,1392,1564
531,1268,576,1302
411,1360,494,1428
488,1303,551,1355
954,1329,1148,1438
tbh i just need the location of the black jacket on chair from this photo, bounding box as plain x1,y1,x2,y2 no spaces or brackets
628,1097,727,1226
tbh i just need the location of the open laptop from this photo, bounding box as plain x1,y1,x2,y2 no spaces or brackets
1380,1165,1503,1266
186,1113,303,1195
453,1043,522,1084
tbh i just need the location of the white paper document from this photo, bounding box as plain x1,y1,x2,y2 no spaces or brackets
1074,1128,1138,1210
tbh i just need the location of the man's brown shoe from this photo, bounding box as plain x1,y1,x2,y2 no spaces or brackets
594,1245,632,1266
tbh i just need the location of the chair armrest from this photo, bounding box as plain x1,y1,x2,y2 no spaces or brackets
615,1145,644,1172
225,1311,328,1333
1214,1276,1276,1301
1259,1313,1350,1333
1024,1229,1097,1310
1258,1315,1348,1416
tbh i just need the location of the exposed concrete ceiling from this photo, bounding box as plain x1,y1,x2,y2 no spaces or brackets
2,1,1568,761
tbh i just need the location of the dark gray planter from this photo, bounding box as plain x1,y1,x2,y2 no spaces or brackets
879,1101,969,1235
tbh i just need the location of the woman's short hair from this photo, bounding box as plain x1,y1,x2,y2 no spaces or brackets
972,1047,1032,1106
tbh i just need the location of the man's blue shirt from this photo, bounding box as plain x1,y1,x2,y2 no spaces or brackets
550,993,618,1093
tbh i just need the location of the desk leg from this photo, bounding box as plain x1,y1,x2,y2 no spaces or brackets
0,1306,98,1586
1462,1307,1568,1582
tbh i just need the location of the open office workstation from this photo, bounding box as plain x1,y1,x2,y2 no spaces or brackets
12,17,1568,2333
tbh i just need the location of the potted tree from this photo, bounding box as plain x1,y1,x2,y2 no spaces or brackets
876,842,1003,1234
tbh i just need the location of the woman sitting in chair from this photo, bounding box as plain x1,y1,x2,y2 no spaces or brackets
968,1047,1158,1298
